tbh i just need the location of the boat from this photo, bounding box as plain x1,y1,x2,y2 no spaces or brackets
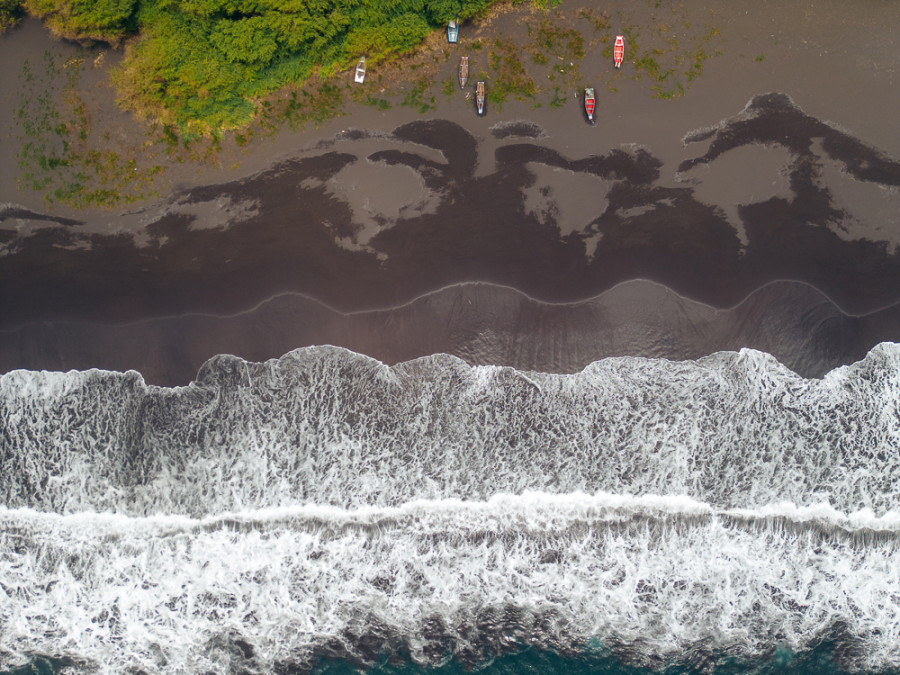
614,35,625,68
448,18,459,43
459,56,469,88
354,57,366,83
476,81,485,116
584,87,595,122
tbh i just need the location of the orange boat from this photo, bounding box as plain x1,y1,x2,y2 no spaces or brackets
584,87,595,122
614,35,625,68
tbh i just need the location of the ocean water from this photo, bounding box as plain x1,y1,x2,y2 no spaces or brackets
2,344,899,674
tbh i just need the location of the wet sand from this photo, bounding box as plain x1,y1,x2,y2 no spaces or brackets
1,0,899,383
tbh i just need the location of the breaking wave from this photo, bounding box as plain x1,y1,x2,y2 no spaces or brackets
1,343,899,673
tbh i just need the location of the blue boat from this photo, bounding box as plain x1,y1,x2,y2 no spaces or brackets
448,19,459,43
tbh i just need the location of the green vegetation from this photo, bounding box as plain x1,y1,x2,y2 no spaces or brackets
441,76,456,98
21,0,502,134
624,19,722,100
487,37,535,106
14,51,165,207
0,0,23,33
401,75,436,113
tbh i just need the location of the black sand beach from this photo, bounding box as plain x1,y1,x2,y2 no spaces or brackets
1,0,899,384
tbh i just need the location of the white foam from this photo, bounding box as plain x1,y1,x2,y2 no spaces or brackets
3,345,900,671
2,344,899,518
2,493,900,672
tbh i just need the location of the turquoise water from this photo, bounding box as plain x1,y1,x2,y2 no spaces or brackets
1,644,884,675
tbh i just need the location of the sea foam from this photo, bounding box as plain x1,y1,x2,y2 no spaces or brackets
1,345,899,672
2,343,899,517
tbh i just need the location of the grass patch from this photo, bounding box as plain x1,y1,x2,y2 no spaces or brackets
401,76,436,113
13,51,165,208
487,37,536,106
625,17,722,100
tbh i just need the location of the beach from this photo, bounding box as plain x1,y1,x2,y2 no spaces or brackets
3,2,900,671
1,0,899,383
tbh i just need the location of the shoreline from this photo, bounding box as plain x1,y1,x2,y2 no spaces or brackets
1,0,899,382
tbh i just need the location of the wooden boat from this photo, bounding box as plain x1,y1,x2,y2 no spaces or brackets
448,18,459,43
584,87,595,122
476,81,485,116
614,35,625,68
459,56,469,88
354,57,366,83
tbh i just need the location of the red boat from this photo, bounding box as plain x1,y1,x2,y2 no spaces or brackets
584,87,595,122
614,35,625,68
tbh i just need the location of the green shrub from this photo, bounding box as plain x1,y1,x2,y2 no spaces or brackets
23,0,508,133
0,0,24,33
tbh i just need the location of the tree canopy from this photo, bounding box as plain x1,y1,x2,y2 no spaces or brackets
15,0,499,132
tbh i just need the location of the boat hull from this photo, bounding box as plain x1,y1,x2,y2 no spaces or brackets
614,36,625,68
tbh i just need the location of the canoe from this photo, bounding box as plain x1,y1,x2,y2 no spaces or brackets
584,87,595,122
614,35,625,68
354,57,366,83
476,81,485,116
459,56,469,88
448,19,459,43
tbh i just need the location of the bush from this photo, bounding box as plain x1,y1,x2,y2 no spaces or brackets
25,0,507,133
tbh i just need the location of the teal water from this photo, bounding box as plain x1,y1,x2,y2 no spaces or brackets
3,644,891,675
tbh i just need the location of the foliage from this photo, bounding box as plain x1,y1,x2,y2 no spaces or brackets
0,0,23,33
23,0,136,43
19,0,501,133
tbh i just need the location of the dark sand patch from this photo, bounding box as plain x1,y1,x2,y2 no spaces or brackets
1,281,897,386
2,99,899,336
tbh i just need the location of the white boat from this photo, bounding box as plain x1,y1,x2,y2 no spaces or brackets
354,57,366,83
459,56,469,88
448,19,459,43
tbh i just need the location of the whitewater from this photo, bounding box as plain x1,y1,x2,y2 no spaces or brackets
2,343,899,673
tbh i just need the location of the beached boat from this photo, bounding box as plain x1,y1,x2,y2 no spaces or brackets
459,56,469,88
584,87,595,122
614,35,625,68
354,57,366,83
448,19,459,43
476,81,485,116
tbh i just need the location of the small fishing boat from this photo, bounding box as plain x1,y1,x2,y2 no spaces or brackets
354,57,366,83
584,87,596,122
448,18,459,43
476,81,485,116
614,35,625,68
459,56,469,88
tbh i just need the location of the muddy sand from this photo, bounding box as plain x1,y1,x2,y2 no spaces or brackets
1,0,898,384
